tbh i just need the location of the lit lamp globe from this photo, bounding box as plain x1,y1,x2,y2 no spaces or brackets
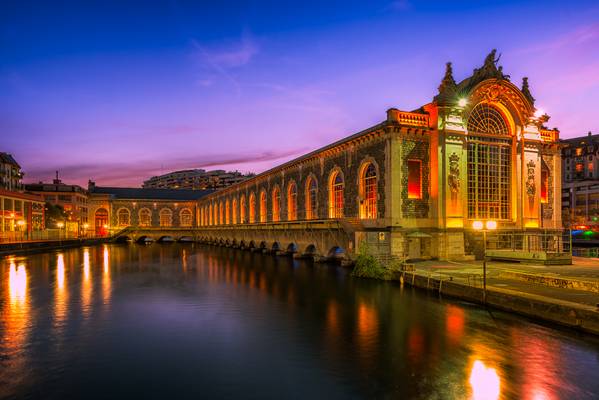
472,221,484,230
83,223,89,229
56,222,64,228
17,220,26,227
486,220,498,230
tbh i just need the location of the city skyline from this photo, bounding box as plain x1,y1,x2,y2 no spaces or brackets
2,0,599,186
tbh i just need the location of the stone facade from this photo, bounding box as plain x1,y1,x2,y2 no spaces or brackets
195,52,564,262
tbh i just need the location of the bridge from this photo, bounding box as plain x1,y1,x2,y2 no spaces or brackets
110,219,387,264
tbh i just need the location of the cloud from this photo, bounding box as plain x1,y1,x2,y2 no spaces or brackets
23,147,308,187
516,23,599,55
191,31,259,94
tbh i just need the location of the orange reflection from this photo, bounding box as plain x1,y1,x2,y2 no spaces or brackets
356,301,378,365
469,360,501,400
54,254,69,330
4,261,30,368
102,245,111,305
446,304,465,345
81,249,92,317
9,262,27,304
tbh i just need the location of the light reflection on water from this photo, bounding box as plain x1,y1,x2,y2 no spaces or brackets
0,244,598,399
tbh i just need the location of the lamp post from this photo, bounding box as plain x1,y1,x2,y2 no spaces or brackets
56,221,64,240
17,220,26,242
472,220,497,304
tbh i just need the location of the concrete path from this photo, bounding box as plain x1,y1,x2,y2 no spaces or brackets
413,258,599,308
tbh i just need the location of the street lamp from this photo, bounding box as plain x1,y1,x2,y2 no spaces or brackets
17,220,26,241
472,220,497,303
57,221,65,240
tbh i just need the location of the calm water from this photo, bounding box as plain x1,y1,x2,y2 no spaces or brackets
1,244,599,399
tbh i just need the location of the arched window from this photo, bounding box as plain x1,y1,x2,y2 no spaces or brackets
219,202,224,225
180,208,193,227
225,200,230,224
232,198,238,224
272,186,281,222
209,204,213,225
159,208,172,227
138,208,151,227
329,171,344,218
241,195,247,223
117,208,130,226
360,163,377,219
249,193,256,223
466,103,511,220
287,182,297,221
260,191,267,223
94,208,108,235
306,177,318,220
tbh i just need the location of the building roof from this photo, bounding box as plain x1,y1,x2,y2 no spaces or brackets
561,132,597,145
90,186,214,200
0,153,21,168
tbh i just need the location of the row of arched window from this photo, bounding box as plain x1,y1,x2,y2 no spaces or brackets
199,161,379,226
116,207,193,227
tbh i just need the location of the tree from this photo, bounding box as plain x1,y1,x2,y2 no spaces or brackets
45,203,67,229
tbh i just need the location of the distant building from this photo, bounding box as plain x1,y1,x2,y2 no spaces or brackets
25,172,89,233
88,180,213,236
0,152,24,191
0,189,45,241
561,131,599,227
142,169,253,190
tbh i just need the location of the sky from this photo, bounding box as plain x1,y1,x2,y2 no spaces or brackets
1,0,599,187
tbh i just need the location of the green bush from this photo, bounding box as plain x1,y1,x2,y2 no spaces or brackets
351,242,395,280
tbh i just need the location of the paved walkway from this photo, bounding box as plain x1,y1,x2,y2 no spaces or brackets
413,257,599,308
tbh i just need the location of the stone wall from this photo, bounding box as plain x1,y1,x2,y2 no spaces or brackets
401,139,430,218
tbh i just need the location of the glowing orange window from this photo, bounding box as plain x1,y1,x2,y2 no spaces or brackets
287,183,297,221
260,191,267,223
541,169,549,203
361,163,377,219
408,160,422,199
329,172,344,218
272,187,280,222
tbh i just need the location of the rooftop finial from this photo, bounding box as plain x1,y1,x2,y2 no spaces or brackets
438,62,456,94
521,77,535,105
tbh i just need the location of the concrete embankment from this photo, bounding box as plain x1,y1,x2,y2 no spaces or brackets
0,238,110,257
398,271,599,336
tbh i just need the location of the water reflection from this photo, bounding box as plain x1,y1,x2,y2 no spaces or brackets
469,360,500,400
102,245,111,305
1,244,598,399
81,249,92,317
54,254,69,331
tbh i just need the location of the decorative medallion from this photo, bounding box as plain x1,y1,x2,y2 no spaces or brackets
526,160,536,198
448,153,460,200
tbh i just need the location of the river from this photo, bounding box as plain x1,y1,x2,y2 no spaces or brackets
1,244,598,399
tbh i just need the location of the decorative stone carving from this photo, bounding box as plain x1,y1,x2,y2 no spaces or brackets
448,153,460,201
526,160,536,198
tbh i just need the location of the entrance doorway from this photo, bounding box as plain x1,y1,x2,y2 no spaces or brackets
95,208,108,236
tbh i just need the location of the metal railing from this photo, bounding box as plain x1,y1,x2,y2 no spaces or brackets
485,229,572,255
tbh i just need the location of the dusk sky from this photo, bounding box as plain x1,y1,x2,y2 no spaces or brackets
2,0,598,186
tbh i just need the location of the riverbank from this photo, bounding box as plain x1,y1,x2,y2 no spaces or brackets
393,259,599,336
0,238,110,257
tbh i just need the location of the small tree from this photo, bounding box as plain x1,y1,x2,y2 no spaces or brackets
45,203,67,229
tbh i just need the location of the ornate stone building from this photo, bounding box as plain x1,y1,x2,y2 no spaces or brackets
195,51,563,261
87,182,212,236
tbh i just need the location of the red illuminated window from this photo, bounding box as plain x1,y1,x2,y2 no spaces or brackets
541,169,548,203
407,160,422,199
287,182,297,221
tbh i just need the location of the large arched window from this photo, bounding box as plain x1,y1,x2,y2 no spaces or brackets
139,208,152,227
209,204,213,225
287,182,297,221
306,176,317,220
225,200,230,225
241,195,247,223
117,208,130,226
180,208,193,227
94,208,108,235
329,171,344,218
232,198,238,224
159,208,172,227
360,163,378,219
219,202,224,225
249,193,256,223
260,191,267,223
272,186,281,222
466,103,511,220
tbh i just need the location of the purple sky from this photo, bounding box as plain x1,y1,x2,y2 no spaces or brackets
1,1,598,187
